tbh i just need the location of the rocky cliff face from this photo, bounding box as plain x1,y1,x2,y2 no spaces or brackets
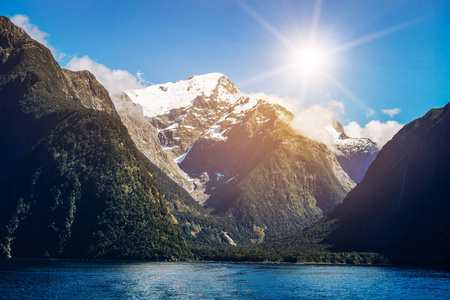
60,69,119,118
0,16,189,260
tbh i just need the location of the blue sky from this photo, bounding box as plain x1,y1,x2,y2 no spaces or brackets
3,0,450,128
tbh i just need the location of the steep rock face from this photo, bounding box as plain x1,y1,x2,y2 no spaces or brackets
128,73,240,156
148,160,239,246
111,93,193,190
117,73,241,197
324,103,450,267
60,69,119,118
0,16,189,260
328,121,379,183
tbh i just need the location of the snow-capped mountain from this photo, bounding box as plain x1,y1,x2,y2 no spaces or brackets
110,73,382,243
327,121,379,183
128,73,238,118
117,73,358,243
127,73,240,155
103,73,240,193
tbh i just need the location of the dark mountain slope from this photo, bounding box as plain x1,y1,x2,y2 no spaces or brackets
253,103,450,266
325,103,450,266
0,16,189,260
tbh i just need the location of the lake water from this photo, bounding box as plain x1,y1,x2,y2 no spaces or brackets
0,260,449,299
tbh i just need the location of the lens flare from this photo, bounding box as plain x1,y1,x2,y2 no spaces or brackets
295,45,326,74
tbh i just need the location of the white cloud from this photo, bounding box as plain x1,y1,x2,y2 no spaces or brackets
344,120,403,148
382,108,401,117
11,14,66,61
290,104,340,151
65,55,145,98
366,107,375,118
136,71,152,86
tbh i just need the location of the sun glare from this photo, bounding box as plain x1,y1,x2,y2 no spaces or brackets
295,45,326,75
237,0,420,107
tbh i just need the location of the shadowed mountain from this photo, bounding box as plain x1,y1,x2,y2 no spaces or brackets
0,16,189,260
325,103,450,266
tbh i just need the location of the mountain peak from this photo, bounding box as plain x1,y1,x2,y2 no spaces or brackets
187,72,225,81
0,15,28,38
328,120,379,183
0,16,39,53
126,72,240,117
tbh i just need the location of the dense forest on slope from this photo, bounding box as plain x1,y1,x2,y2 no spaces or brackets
148,161,241,247
189,219,387,265
0,16,189,260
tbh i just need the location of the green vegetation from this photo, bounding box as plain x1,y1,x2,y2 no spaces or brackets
0,16,189,260
147,161,239,247
189,219,388,265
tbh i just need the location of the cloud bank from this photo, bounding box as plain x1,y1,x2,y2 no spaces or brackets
291,102,338,151
246,91,403,150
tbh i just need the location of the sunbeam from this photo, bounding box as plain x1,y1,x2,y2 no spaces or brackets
237,64,295,87
309,0,323,44
234,0,298,52
326,17,426,56
320,70,367,111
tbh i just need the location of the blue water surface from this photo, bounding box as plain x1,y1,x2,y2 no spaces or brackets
0,259,449,299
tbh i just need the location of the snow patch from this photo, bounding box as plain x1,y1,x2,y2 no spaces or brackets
225,176,237,184
233,97,259,115
205,124,227,141
162,146,176,151
175,145,193,164
214,125,221,134
163,123,179,131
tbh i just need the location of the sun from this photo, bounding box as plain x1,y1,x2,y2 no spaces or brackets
294,44,326,75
